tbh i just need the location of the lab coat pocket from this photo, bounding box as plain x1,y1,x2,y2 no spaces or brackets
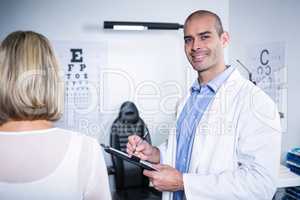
208,135,236,174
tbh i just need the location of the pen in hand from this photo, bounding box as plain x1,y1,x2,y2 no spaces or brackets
132,130,149,154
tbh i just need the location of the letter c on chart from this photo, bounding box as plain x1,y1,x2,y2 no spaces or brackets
260,49,269,66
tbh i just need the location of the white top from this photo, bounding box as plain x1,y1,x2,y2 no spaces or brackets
0,128,111,200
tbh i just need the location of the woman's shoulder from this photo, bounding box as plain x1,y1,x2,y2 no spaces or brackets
53,128,100,147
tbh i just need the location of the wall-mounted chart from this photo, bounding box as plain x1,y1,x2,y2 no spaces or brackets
52,41,107,138
246,42,287,132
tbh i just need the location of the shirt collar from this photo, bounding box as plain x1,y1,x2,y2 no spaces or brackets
190,65,236,94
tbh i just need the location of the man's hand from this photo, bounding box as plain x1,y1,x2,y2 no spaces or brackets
126,135,160,163
143,164,184,192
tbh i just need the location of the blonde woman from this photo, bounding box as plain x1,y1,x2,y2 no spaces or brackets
0,31,111,200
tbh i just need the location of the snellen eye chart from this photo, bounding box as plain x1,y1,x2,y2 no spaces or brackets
247,42,287,132
53,41,107,138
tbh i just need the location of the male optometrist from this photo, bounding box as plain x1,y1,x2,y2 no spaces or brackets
127,10,281,200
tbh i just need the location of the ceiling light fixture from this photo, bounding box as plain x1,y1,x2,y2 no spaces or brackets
103,21,183,31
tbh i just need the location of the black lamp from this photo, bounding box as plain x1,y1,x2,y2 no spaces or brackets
103,21,183,31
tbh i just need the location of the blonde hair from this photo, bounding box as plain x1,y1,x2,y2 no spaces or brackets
0,31,63,125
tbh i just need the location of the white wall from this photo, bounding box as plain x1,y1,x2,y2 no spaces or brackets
0,0,229,145
229,0,300,162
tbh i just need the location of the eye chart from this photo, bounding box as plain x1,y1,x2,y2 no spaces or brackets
52,41,107,138
246,42,287,132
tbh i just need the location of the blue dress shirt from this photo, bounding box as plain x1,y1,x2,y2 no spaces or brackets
173,66,235,200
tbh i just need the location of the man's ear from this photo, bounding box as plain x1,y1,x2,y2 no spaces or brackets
221,31,230,47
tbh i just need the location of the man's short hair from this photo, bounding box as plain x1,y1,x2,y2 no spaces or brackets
184,10,224,36
0,31,63,125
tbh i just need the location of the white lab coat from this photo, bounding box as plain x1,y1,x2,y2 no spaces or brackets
159,69,282,200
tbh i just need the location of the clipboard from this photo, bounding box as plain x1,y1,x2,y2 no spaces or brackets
101,144,158,171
